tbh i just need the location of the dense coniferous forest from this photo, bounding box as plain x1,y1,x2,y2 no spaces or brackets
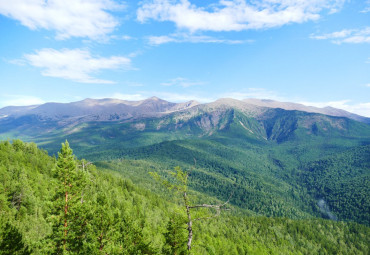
0,140,369,254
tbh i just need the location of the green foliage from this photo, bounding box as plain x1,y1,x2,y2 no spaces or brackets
298,145,370,225
3,105,369,226
163,210,188,255
0,139,369,254
150,166,189,193
0,140,159,254
98,129,369,226
49,140,90,253
0,222,31,255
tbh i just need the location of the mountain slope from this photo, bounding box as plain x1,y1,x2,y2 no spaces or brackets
297,145,370,225
1,140,369,254
244,98,370,123
0,97,199,121
1,97,369,159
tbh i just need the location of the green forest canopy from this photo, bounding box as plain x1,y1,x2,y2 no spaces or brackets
0,140,369,254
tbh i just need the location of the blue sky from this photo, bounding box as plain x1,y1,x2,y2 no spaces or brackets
0,0,369,116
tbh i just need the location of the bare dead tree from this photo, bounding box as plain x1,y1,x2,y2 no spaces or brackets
78,160,92,204
150,163,233,253
78,160,92,171
183,173,233,251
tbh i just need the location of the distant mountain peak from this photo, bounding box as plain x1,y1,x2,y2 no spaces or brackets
0,96,368,124
213,98,244,105
148,96,161,101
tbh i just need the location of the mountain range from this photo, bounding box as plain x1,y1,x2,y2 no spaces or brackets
1,96,368,124
1,96,369,156
0,96,369,227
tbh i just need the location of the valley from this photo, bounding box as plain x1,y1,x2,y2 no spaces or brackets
0,97,369,254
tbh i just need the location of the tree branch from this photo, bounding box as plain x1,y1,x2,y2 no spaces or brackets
190,190,233,221
189,189,234,209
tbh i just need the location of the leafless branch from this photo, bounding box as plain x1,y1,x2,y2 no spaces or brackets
78,161,92,171
190,190,233,221
189,189,234,209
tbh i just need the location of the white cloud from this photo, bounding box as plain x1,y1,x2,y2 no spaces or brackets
49,93,148,103
0,95,45,108
109,93,147,101
220,88,283,101
95,91,215,103
161,77,205,88
23,48,132,84
6,58,27,66
0,0,123,40
299,100,370,117
311,27,370,44
154,88,283,103
154,92,215,103
138,0,345,32
155,88,284,103
148,35,177,45
148,33,252,45
121,35,134,40
135,88,283,103
110,34,135,41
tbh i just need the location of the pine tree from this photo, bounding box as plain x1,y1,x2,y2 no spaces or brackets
50,141,88,254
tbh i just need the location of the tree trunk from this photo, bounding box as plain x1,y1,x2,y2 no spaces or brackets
184,192,193,252
63,189,68,250
99,232,104,251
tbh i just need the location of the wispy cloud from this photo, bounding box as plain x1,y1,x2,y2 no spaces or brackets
161,77,205,88
155,88,283,103
360,0,370,13
22,48,132,84
299,100,370,117
0,95,45,108
311,27,370,44
138,0,345,32
110,34,135,41
109,93,147,101
0,0,124,40
360,6,370,13
148,33,253,45
154,92,215,103
220,88,283,101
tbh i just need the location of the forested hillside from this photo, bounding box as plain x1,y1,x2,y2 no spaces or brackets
94,137,370,225
298,145,370,225
0,140,369,254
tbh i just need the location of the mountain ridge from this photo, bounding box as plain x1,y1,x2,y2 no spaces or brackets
1,97,368,124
